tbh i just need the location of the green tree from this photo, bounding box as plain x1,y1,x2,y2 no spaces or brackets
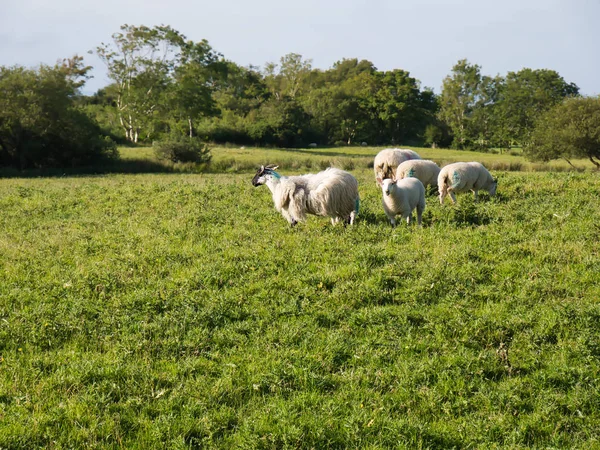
168,40,224,138
0,61,116,169
524,96,600,168
96,25,184,142
439,59,483,148
263,53,313,100
495,68,579,146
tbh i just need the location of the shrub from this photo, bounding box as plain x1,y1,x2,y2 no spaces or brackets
153,136,212,164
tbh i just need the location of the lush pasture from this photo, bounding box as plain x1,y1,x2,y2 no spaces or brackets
119,145,598,174
1,155,600,448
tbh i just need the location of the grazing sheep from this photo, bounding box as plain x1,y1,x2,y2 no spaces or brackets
373,148,422,181
438,162,497,204
377,176,426,227
395,159,441,188
361,142,368,147
252,164,360,227
308,143,318,148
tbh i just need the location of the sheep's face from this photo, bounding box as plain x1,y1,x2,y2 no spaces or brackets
489,179,498,197
377,177,396,196
252,164,279,187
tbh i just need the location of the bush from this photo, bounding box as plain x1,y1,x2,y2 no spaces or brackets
153,136,212,164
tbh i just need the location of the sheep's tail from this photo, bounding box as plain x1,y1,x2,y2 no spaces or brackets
439,172,450,197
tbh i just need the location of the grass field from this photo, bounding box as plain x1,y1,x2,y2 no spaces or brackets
119,144,598,174
1,147,600,448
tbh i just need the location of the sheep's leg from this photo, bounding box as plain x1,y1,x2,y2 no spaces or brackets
439,186,448,205
449,190,457,204
473,190,479,202
348,210,356,225
389,216,397,227
416,205,424,226
403,213,412,226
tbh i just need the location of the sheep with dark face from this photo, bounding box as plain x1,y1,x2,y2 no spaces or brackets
252,165,360,227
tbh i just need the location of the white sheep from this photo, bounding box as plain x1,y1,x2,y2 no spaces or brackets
377,176,426,227
395,159,441,188
252,165,360,227
373,148,421,181
438,162,497,204
308,143,318,148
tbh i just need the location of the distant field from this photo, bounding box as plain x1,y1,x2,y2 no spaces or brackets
119,144,597,173
1,164,599,448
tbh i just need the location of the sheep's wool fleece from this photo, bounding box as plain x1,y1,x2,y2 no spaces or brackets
277,168,358,222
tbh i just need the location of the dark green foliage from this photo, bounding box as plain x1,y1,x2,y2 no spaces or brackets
153,136,211,164
0,64,117,169
524,96,600,168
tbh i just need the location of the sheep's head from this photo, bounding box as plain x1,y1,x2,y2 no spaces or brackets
377,177,396,196
489,178,498,197
252,164,279,186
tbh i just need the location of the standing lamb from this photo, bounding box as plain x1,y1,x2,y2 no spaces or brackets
252,165,360,227
438,162,497,204
395,159,441,188
377,176,426,227
373,148,422,181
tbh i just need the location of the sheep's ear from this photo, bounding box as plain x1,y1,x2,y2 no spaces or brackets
376,177,383,186
259,165,265,172
266,164,278,170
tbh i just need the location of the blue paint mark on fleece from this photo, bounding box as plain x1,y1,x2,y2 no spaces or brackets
355,197,360,213
270,171,281,179
407,168,416,178
451,171,461,187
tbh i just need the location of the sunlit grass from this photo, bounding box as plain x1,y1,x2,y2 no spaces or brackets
1,166,599,448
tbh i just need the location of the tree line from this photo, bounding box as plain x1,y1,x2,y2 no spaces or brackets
1,24,599,169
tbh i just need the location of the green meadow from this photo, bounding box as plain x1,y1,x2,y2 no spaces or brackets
1,147,599,448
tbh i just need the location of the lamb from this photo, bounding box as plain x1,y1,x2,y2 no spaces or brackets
377,176,426,227
373,148,421,181
252,164,360,227
438,162,497,204
395,159,441,188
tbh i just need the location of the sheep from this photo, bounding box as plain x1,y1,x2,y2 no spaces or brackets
252,164,360,227
308,143,318,148
377,176,426,227
438,162,497,204
373,148,422,181
395,159,441,188
361,142,368,147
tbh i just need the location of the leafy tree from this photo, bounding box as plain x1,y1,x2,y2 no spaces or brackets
263,53,313,100
0,61,116,169
524,96,600,168
495,68,579,146
373,70,437,145
438,59,485,149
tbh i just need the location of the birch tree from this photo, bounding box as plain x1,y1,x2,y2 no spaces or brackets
95,25,184,143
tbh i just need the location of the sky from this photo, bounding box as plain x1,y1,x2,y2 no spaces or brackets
1,0,598,96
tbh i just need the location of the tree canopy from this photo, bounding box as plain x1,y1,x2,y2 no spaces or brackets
525,96,600,168
1,23,591,170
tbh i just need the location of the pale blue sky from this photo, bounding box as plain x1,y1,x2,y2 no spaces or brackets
1,0,598,95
